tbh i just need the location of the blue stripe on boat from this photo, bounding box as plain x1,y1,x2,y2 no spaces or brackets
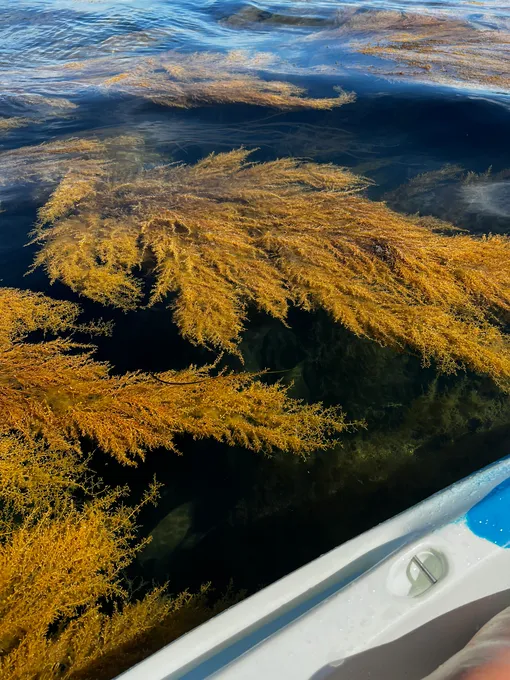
466,476,510,548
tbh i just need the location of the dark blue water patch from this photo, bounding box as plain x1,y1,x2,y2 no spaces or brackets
466,476,510,548
130,81,510,168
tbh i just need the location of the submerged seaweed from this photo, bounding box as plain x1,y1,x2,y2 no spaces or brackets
0,135,154,205
0,458,241,680
0,95,78,138
231,376,510,525
0,118,32,134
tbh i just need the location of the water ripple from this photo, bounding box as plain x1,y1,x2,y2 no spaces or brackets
1,0,509,104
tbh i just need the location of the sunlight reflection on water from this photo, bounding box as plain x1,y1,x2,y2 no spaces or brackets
1,0,508,77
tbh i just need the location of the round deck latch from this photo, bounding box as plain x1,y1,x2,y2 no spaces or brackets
406,549,447,596
388,547,448,598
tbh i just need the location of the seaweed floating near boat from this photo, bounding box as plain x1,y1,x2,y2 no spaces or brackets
0,450,241,680
33,148,510,387
0,284,348,675
0,287,347,464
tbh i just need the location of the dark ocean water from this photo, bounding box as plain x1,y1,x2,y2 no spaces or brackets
1,0,510,596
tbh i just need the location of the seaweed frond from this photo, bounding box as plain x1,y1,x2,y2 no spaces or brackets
0,287,347,464
0,135,150,206
0,491,238,680
349,9,510,91
34,149,510,388
0,118,32,134
100,50,354,110
0,287,262,677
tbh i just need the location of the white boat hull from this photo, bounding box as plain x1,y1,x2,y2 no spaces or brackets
118,456,510,679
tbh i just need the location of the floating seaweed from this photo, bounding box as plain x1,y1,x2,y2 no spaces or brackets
0,135,151,205
281,6,510,93
34,149,510,387
0,476,240,680
19,49,351,109
0,94,78,137
0,137,107,189
1,47,353,112
0,287,346,464
2,94,77,116
100,50,353,110
332,7,510,91
0,118,32,134
0,284,347,676
0,283,291,678
0,279,348,674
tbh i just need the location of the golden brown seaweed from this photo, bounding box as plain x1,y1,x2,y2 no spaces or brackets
100,50,353,109
0,136,147,195
0,285,343,676
0,487,239,680
0,95,78,137
34,149,510,387
46,50,352,110
334,8,510,91
0,287,346,464
0,118,32,134
0,287,266,678
292,7,510,92
0,435,89,515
